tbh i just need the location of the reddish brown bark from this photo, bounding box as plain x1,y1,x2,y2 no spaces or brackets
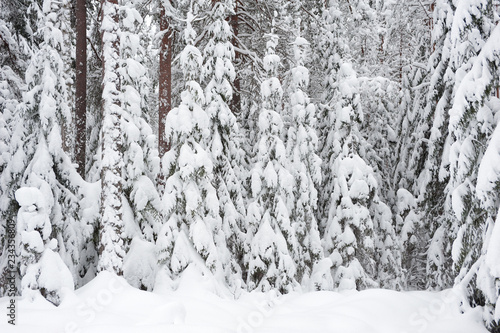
399,31,403,84
379,34,384,64
230,1,241,114
430,2,436,52
75,0,87,178
158,3,172,157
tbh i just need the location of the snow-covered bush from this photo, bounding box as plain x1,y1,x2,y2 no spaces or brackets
16,187,74,305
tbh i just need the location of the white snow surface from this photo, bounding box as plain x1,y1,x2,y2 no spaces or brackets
0,270,487,333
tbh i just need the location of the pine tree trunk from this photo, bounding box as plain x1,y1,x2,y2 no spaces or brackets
399,31,403,84
430,2,435,52
158,3,172,157
98,0,125,275
230,2,241,114
75,0,87,178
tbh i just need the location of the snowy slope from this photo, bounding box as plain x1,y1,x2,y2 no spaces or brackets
0,269,487,333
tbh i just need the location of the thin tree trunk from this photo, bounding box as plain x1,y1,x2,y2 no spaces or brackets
158,2,172,157
230,1,241,114
75,0,87,178
399,31,403,84
430,1,435,52
379,34,384,64
99,0,125,275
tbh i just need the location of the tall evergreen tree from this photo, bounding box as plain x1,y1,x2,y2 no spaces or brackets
98,0,126,275
246,32,298,293
320,61,377,290
388,0,433,289
0,0,91,298
119,0,162,290
444,0,496,282
286,34,324,287
317,0,348,233
447,17,499,330
0,15,29,295
201,0,247,285
411,0,455,290
157,3,224,281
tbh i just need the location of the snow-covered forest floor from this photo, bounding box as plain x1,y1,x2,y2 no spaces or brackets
1,0,500,331
0,269,488,333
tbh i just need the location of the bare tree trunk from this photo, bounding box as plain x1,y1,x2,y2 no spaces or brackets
399,31,403,84
158,2,172,157
430,1,435,52
98,0,125,275
379,34,384,64
75,0,87,178
230,1,241,114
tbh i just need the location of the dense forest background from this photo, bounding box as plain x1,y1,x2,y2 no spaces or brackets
0,0,499,331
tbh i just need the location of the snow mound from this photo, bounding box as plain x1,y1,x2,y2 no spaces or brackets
0,271,488,332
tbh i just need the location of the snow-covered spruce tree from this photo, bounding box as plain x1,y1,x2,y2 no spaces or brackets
393,68,428,290
421,0,495,291
358,77,399,205
445,0,496,277
317,0,402,290
0,0,91,298
316,0,348,234
228,0,281,158
246,32,299,293
357,78,403,290
394,188,425,289
392,51,432,196
447,21,499,329
0,18,26,206
118,0,162,290
201,0,246,285
285,35,325,289
392,66,429,270
372,195,403,290
133,2,157,133
411,0,455,290
321,61,378,291
388,3,433,289
0,73,12,184
98,0,126,275
157,5,226,282
16,187,74,306
0,17,29,295
477,119,500,331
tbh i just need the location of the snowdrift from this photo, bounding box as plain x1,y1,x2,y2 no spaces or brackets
0,268,488,333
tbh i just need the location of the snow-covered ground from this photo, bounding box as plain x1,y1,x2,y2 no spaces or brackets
0,269,488,333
